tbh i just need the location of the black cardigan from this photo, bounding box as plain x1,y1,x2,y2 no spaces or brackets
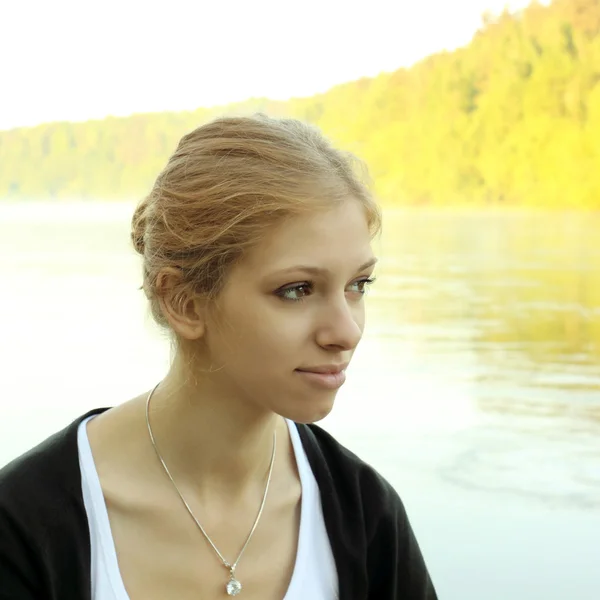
0,407,437,599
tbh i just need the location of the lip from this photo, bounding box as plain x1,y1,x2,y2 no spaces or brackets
296,363,349,374
295,365,348,390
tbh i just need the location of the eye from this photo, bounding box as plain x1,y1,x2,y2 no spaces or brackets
348,277,377,294
275,277,376,303
276,283,313,302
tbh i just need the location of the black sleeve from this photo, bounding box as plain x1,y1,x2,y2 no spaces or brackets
365,472,438,599
0,504,44,599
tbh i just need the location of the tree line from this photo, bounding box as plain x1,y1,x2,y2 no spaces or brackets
1,0,599,208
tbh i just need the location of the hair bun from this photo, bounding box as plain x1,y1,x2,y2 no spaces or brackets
131,200,148,255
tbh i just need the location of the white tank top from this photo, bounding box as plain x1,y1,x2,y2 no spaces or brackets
78,416,339,599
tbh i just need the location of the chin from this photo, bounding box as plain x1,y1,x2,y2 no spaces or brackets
277,392,337,425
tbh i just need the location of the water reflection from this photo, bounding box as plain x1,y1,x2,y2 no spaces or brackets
365,209,600,509
376,209,600,388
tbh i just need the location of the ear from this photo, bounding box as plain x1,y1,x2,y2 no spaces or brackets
155,267,207,340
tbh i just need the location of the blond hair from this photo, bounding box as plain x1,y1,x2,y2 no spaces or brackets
131,113,381,332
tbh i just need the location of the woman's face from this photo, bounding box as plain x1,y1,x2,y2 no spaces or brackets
202,199,377,424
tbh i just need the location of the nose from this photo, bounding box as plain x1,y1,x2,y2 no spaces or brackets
315,295,364,351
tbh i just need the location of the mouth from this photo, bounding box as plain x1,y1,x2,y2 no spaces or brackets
295,364,348,390
296,363,349,375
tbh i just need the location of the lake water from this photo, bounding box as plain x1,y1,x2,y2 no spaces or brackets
1,202,599,599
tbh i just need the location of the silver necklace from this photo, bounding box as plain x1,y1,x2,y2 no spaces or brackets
145,382,277,597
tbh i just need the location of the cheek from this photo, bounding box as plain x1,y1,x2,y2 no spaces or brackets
212,303,306,366
243,312,305,358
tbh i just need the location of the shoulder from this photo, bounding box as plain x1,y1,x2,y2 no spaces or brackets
295,422,404,532
0,407,110,597
296,422,438,598
0,407,109,506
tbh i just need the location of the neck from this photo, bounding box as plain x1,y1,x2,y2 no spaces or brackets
144,357,283,498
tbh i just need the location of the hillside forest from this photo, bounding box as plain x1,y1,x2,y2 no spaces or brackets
1,0,599,209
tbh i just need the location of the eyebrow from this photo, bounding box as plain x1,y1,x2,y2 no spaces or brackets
271,257,378,277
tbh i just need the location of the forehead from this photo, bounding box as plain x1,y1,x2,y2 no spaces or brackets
244,200,374,275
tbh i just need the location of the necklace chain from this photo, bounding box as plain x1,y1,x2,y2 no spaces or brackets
145,382,277,594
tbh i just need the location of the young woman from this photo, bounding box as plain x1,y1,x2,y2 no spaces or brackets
0,115,437,599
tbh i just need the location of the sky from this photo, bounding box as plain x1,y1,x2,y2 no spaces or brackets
0,0,544,130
